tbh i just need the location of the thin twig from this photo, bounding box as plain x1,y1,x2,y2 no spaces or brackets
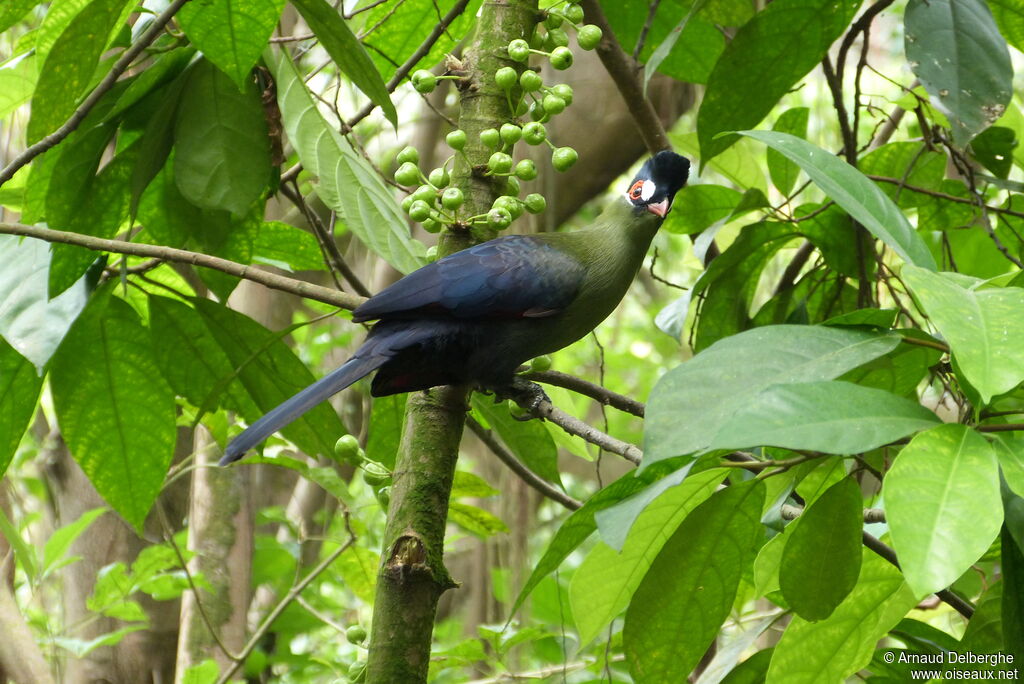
345,0,390,19
633,0,662,61
821,55,856,164
516,397,643,465
977,423,1024,434
0,222,365,310
0,0,193,187
867,175,1024,220
521,369,645,417
466,417,581,510
780,504,886,524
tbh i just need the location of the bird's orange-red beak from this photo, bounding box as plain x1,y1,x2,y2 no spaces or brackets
646,199,669,218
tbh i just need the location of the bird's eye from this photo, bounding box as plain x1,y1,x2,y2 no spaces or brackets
628,179,656,202
628,180,645,200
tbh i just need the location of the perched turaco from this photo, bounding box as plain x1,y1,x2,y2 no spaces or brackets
221,150,690,464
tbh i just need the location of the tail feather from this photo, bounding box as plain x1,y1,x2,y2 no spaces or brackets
220,353,385,465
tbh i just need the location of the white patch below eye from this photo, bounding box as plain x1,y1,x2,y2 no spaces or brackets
640,179,655,201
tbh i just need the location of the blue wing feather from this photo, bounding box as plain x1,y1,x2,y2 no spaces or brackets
352,235,585,322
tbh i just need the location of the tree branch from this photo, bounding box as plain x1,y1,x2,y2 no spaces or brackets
466,417,581,510
579,0,671,153
521,369,645,417
867,175,1024,220
0,0,193,187
0,222,365,310
513,395,643,465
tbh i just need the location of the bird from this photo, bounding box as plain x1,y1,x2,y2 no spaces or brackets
221,150,690,464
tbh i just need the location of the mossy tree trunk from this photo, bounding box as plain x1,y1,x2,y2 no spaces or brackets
365,2,539,682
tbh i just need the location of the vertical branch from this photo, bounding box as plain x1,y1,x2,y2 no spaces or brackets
365,2,539,682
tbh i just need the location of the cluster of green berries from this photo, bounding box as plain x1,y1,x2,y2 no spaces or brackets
333,435,391,508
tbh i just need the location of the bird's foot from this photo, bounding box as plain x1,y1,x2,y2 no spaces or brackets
489,377,550,420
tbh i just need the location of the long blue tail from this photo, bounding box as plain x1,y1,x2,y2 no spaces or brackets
220,353,385,465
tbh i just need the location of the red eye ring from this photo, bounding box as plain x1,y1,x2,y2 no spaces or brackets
628,180,645,200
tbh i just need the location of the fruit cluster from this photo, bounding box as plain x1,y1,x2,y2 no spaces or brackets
396,0,601,241
333,434,391,509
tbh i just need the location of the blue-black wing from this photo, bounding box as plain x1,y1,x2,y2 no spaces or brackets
352,235,585,322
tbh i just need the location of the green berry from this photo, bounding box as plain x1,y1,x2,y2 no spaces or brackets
519,69,543,92
542,93,566,115
441,187,464,210
524,192,547,213
514,158,538,181
409,200,432,222
529,100,548,122
522,122,547,145
411,69,436,93
530,355,553,372
446,129,467,150
544,11,563,29
362,461,391,487
529,30,547,50
550,46,573,70
412,184,435,203
428,167,449,188
495,66,518,91
394,161,420,186
396,146,419,164
503,176,521,196
346,625,368,644
500,123,522,145
401,195,414,212
577,24,602,50
376,485,391,507
487,152,514,174
504,197,525,219
480,128,501,149
426,245,439,261
547,27,570,48
551,83,573,105
552,146,578,172
563,4,584,24
333,435,363,465
507,38,530,62
422,218,441,233
487,207,512,229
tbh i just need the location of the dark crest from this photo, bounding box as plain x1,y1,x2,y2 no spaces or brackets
626,150,691,217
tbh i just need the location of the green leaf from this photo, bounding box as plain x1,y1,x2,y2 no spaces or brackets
50,294,177,530
662,184,743,235
0,0,39,33
448,502,509,538
250,221,325,272
709,380,940,453
472,395,560,486
42,507,106,577
291,0,397,127
180,659,219,684
883,424,1001,597
178,0,286,90
903,266,1024,403
738,130,937,270
451,471,499,499
643,0,711,93
334,544,378,603
53,626,147,658
44,123,116,230
905,0,1013,146
768,107,809,195
697,0,861,161
365,394,406,469
780,478,863,621
624,480,765,682
797,204,863,278
242,455,353,504
0,54,38,120
644,325,901,467
267,47,426,274
173,59,271,215
767,550,917,683
989,0,1024,53
1002,526,1024,659
192,299,344,459
0,508,37,579
671,130,768,193
0,235,90,370
720,648,773,684
570,468,724,645
0,339,42,476
993,434,1024,499
27,0,131,143
130,75,188,219
971,126,1016,179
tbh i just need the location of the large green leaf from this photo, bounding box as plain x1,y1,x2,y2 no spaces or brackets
0,0,38,33
883,424,1001,597
739,131,938,270
624,481,765,682
697,0,861,161
292,0,397,127
0,339,42,476
27,0,132,143
267,47,425,273
709,381,940,453
779,477,863,621
173,59,271,215
0,54,37,121
365,394,406,470
767,550,917,683
473,395,561,486
192,299,344,460
644,325,901,467
661,184,743,235
0,235,90,370
767,107,809,196
570,468,725,645
989,0,1024,53
178,0,286,90
905,0,1013,147
903,266,1024,403
49,294,177,530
